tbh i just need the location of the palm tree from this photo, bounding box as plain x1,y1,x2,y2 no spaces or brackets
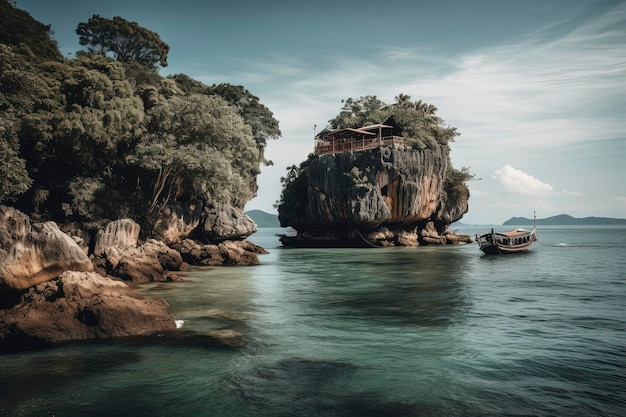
394,93,412,106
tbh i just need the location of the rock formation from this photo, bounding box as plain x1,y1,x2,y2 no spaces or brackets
0,205,93,292
0,271,176,352
171,238,268,266
0,206,264,351
278,147,470,247
153,201,256,244
93,218,141,256
92,219,184,283
0,208,178,351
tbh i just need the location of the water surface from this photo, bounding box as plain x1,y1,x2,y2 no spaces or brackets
1,226,625,416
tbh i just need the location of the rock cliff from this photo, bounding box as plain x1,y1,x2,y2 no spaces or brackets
153,201,256,244
278,147,470,247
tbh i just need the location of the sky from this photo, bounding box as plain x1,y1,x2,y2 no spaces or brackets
16,0,626,224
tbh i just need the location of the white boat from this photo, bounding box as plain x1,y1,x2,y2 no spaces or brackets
475,213,537,254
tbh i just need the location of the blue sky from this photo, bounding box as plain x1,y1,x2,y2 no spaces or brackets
17,0,626,224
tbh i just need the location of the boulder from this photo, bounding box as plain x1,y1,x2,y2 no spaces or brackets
0,205,93,291
201,202,257,242
153,203,203,245
111,239,184,284
0,271,176,352
58,222,92,255
93,218,140,257
172,238,268,266
218,240,266,265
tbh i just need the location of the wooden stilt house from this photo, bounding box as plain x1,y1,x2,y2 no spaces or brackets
314,116,406,156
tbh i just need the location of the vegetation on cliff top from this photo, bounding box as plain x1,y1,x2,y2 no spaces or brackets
277,95,472,215
0,0,280,232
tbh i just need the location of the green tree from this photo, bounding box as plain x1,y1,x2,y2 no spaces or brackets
169,76,282,164
127,94,260,213
0,44,41,203
327,95,386,129
0,129,32,203
76,15,169,70
0,0,63,62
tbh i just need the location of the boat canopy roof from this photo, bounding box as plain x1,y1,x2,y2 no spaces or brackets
495,229,532,237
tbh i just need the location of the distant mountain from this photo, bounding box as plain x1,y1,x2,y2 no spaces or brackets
245,210,280,228
503,214,626,226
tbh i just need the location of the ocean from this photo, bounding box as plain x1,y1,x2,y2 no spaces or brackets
1,226,625,416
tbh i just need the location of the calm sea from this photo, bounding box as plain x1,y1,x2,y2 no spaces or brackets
1,226,625,416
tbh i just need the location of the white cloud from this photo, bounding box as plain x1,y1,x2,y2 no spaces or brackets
493,165,553,195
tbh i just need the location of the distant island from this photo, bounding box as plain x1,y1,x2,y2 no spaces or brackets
503,214,626,226
245,210,280,228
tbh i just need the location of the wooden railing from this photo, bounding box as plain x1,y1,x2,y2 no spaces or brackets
315,136,406,156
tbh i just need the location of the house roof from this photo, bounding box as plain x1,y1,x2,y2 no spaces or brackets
360,123,392,131
322,128,376,140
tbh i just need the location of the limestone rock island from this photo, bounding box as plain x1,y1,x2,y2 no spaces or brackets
277,98,472,247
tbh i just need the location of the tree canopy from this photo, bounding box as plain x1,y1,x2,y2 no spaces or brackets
0,4,280,231
168,75,281,165
0,0,62,62
326,94,458,148
76,15,169,70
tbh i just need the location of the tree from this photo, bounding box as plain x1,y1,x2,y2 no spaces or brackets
394,93,412,106
169,77,282,164
0,0,63,62
76,15,169,70
127,94,260,213
327,95,386,129
206,83,281,150
0,131,32,203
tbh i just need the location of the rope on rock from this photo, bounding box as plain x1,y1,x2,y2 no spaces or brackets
354,224,386,248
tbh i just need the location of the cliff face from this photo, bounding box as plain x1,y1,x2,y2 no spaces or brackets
278,146,470,247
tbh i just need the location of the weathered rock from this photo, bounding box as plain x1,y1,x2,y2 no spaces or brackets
0,271,176,352
111,239,183,284
278,147,471,246
153,203,203,245
172,238,224,266
0,205,93,291
218,240,264,265
58,222,92,255
201,202,257,242
93,218,140,257
172,238,268,266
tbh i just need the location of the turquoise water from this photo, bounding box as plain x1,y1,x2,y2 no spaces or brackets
1,226,625,416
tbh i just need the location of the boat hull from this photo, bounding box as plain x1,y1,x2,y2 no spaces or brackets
475,228,536,254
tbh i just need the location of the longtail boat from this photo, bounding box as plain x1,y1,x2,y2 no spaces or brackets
475,213,537,254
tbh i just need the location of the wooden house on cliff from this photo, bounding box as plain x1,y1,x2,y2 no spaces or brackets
315,116,406,156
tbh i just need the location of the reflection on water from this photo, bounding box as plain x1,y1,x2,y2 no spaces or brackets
270,246,472,327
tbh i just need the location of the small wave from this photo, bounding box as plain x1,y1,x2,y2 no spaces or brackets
175,320,185,329
558,243,569,246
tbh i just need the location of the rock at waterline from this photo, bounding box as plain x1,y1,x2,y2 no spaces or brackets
91,218,185,284
0,271,176,352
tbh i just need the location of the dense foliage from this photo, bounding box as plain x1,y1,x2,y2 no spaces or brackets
76,15,169,70
0,0,62,62
0,2,280,231
327,94,459,148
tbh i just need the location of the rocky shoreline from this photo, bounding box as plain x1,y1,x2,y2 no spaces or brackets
0,205,266,353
